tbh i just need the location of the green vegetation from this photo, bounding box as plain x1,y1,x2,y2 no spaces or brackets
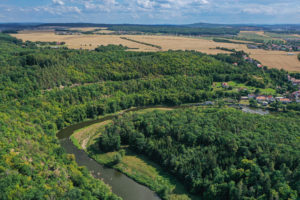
237,32,272,42
264,32,300,39
95,44,129,52
213,81,277,96
108,25,240,36
0,32,299,199
100,108,300,200
80,108,192,200
213,38,249,45
92,147,192,200
120,37,162,49
0,34,121,199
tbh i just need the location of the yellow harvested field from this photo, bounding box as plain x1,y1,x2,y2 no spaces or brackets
12,32,157,51
291,34,300,38
245,50,300,72
12,32,300,71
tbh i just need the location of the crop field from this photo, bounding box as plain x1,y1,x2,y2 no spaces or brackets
264,32,300,39
238,31,275,41
12,31,300,71
247,49,300,72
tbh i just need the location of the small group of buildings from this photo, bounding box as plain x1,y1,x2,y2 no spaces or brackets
241,94,293,106
292,90,300,103
242,55,262,68
288,75,300,87
55,31,82,35
247,44,300,52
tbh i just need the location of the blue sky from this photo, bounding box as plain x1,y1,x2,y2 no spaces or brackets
0,0,299,24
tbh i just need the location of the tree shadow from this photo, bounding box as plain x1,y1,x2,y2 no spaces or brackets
87,137,200,200
124,148,201,200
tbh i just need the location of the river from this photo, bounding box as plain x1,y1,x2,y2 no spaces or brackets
57,107,163,200
57,105,269,200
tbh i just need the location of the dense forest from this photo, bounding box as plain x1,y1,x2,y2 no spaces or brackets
100,108,300,199
0,33,299,199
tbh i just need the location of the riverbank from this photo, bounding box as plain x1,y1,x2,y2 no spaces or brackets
71,107,196,200
62,104,272,200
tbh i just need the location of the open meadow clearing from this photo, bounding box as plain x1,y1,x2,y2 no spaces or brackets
12,31,300,71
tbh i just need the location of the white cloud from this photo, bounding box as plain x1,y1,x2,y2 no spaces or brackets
52,0,65,6
83,0,118,12
1,0,299,24
137,0,156,9
42,5,81,15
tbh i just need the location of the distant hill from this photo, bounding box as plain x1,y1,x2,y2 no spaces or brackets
1,22,300,34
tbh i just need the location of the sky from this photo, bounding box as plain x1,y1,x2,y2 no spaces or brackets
0,0,299,24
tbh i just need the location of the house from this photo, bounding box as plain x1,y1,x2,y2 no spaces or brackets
257,64,263,68
292,79,300,86
279,98,292,104
288,76,300,86
222,82,229,88
275,97,284,101
256,96,267,102
262,101,268,106
292,90,300,98
233,63,238,66
239,88,248,91
248,94,256,99
266,96,275,102
241,96,249,100
204,101,214,105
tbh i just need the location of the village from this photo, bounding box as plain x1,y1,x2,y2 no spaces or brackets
247,43,300,52
221,55,300,107
221,73,300,107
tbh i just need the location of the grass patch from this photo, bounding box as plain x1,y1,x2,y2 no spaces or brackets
72,120,112,149
89,147,196,200
237,31,274,42
70,135,82,149
264,32,300,39
213,81,276,95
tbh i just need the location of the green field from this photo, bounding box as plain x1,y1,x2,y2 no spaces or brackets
213,81,277,95
237,32,273,42
264,32,300,39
